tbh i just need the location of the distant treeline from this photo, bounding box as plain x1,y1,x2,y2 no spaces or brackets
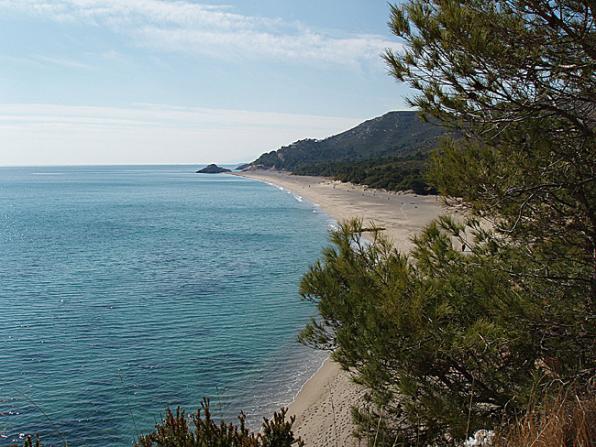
292,152,437,195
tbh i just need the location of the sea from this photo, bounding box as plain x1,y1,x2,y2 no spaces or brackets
0,165,332,446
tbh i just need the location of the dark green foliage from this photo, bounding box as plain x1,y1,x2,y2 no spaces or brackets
135,399,303,447
293,153,437,195
251,111,445,174
250,111,447,193
15,400,302,447
299,1,595,445
385,0,596,295
300,219,593,446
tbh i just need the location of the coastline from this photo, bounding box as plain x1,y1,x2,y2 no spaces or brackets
233,170,446,446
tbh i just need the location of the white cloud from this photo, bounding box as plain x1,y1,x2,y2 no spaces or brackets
0,103,363,165
32,55,94,69
0,0,401,65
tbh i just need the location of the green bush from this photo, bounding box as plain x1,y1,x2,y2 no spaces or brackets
294,0,591,442
299,218,593,445
15,399,303,447
135,399,303,447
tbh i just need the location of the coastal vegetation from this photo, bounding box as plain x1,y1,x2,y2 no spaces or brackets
292,152,436,195
11,1,594,446
250,111,445,193
16,400,303,447
134,400,303,447
299,0,595,445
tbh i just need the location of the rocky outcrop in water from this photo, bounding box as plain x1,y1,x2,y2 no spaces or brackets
196,164,231,174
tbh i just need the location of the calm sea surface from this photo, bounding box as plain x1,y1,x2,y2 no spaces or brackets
0,165,330,446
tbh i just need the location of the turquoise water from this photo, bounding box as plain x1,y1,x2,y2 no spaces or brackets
0,166,330,446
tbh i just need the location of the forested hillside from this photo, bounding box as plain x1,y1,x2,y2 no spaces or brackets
249,111,445,193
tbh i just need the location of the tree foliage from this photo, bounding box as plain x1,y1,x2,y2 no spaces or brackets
250,111,446,193
300,219,592,445
385,0,595,297
300,1,595,445
251,112,443,172
135,399,303,447
292,153,437,195
15,400,302,447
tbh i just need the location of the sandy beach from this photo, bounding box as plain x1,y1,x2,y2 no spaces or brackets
234,170,445,252
234,170,447,446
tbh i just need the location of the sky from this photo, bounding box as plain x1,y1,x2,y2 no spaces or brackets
0,0,413,166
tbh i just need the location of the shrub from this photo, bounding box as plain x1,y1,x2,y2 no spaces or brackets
299,218,593,445
135,399,303,447
15,399,303,447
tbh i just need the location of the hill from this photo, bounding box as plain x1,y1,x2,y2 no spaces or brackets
251,111,444,169
249,111,446,194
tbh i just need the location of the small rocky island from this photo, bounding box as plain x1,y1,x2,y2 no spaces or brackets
196,164,231,174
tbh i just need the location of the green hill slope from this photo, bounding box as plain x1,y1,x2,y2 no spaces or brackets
252,111,444,169
249,111,445,194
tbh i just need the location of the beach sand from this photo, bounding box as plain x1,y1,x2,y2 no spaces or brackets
234,170,445,252
233,170,447,446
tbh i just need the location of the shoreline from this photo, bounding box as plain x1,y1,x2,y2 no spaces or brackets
233,170,446,446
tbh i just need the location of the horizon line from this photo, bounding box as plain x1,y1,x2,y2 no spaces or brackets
0,162,248,168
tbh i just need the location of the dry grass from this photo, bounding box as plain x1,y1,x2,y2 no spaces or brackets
496,390,595,447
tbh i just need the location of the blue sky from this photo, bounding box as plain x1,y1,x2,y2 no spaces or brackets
0,0,412,165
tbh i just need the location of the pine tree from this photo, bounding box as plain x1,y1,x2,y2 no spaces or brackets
384,0,595,299
299,1,595,445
